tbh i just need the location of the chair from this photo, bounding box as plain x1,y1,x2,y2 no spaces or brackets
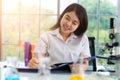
88,37,97,71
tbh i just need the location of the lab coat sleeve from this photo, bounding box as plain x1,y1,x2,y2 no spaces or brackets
81,35,91,57
33,33,48,55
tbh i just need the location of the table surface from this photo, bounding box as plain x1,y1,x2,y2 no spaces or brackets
0,62,118,80
19,72,118,80
1,69,117,80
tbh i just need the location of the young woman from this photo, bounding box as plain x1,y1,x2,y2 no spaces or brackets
28,3,90,71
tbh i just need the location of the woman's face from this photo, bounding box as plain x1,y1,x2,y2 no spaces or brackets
60,11,80,35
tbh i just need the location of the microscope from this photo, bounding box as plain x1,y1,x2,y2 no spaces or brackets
101,18,120,76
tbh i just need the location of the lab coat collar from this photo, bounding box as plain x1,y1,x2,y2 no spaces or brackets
50,28,78,40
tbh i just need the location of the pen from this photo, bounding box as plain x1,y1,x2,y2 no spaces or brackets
85,56,96,60
51,62,73,70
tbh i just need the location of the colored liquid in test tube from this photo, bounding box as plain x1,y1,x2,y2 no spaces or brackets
70,57,85,80
70,74,85,80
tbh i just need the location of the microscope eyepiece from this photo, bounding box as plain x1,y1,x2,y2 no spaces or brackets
110,18,114,29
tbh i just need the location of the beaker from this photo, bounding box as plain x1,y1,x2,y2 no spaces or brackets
70,57,85,80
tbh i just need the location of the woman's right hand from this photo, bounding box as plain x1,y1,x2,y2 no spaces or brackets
27,57,39,68
27,53,48,68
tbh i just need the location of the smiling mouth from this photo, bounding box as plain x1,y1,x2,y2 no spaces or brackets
63,26,71,31
64,28,70,32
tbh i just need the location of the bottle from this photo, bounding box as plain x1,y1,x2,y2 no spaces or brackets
4,56,20,80
38,55,51,80
70,57,85,80
5,66,20,80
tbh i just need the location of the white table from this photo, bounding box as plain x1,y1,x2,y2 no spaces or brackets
1,71,112,80
0,62,118,80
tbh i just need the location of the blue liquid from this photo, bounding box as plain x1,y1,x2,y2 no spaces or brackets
118,77,120,80
5,76,20,80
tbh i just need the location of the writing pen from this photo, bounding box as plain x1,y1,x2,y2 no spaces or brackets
51,56,96,70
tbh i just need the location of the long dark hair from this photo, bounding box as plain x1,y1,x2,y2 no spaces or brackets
50,3,88,36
